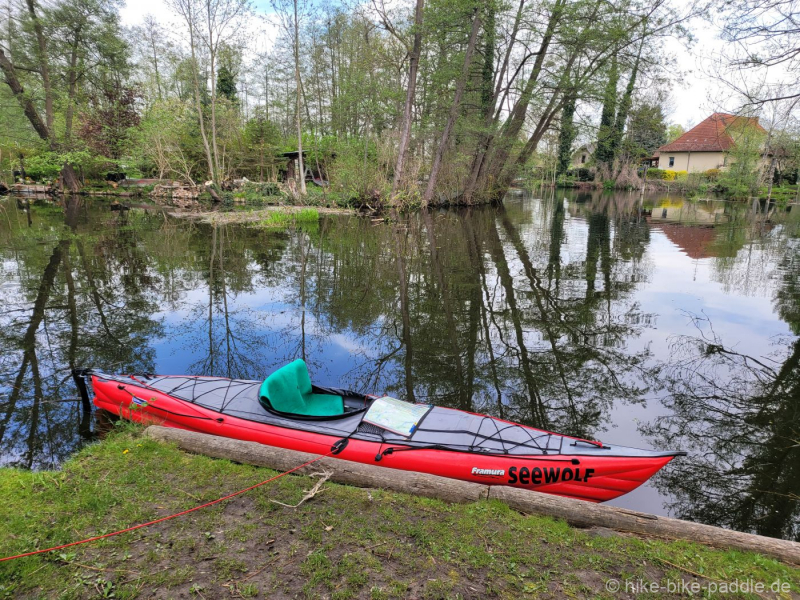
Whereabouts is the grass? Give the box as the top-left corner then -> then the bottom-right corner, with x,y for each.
0,424 -> 797,599
257,208 -> 319,229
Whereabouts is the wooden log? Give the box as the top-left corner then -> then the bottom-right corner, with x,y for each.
144,426 -> 800,564
204,181 -> 222,203
144,426 -> 487,504
488,486 -> 800,565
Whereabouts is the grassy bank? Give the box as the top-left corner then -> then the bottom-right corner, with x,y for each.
170,205 -> 354,227
1,426 -> 797,599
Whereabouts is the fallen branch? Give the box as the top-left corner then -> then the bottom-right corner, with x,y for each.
270,471 -> 332,508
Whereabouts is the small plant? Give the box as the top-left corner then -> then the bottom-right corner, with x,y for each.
258,208 -> 319,229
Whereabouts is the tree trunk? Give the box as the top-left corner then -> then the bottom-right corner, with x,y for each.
151,35 -> 162,100
609,32 -> 646,175
24,0 -> 53,134
595,55 -> 618,169
391,0 -> 425,197
64,30 -> 82,144
479,1 -> 496,116
186,25 -> 215,183
0,48 -> 51,143
205,182 -> 223,203
423,9 -> 481,206
461,0 -> 525,203
472,0 -> 566,199
60,162 -> 81,193
556,92 -> 577,177
294,0 -> 307,196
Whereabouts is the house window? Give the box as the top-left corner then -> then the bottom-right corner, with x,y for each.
668,156 -> 675,167
581,154 -> 586,164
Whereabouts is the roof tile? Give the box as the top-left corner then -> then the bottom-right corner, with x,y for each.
658,113 -> 765,153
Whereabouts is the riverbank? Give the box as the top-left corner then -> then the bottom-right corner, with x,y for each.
169,205 -> 353,227
1,425 -> 797,599
550,177 -> 799,202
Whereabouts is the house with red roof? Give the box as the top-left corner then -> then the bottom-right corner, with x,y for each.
656,113 -> 766,172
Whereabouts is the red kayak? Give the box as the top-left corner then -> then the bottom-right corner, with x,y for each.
84,360 -> 683,503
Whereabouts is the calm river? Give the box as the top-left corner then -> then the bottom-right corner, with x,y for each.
1,190 -> 797,540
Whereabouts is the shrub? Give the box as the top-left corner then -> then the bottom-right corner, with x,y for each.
328,140 -> 389,204
224,181 -> 286,207
646,168 -> 668,180
556,174 -> 577,188
704,168 -> 721,181
674,170 -> 688,181
24,150 -> 104,182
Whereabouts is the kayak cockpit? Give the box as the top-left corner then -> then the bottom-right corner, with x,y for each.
258,359 -> 367,419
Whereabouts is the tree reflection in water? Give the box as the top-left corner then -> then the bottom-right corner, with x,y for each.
0,196 -> 162,468
0,192 -> 797,539
646,315 -> 799,541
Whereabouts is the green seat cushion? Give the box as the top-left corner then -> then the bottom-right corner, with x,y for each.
260,359 -> 344,417
307,393 -> 345,417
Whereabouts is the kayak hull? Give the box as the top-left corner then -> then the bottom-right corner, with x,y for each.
92,374 -> 679,503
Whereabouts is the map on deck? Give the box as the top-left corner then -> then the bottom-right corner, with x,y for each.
363,396 -> 432,437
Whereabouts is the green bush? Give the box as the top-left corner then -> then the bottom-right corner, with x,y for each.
23,150 -> 107,182
328,140 -> 389,204
646,168 -> 667,180
565,167 -> 594,182
224,181 -> 286,207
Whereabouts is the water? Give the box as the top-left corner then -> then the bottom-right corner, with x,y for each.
1,191 -> 797,540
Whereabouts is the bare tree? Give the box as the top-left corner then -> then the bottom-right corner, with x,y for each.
168,0 -> 249,183
717,0 -> 800,106
422,5 -> 481,206
273,0 -> 308,196
374,0 -> 425,198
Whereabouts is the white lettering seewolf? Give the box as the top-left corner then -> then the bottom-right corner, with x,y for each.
471,467 -> 505,477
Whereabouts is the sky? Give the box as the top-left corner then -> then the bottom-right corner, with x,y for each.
119,0 -> 732,131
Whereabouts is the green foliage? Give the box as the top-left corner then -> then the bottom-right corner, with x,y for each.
666,124 -> 685,143
131,99 -> 203,181
223,182 -> 286,207
645,169 -> 687,182
78,86 -> 141,160
564,167 -> 594,182
23,150 -> 106,181
594,57 -> 619,167
719,121 -> 768,198
556,94 -> 577,177
258,208 -> 319,229
626,103 -> 667,158
217,66 -> 238,103
328,139 -> 389,204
